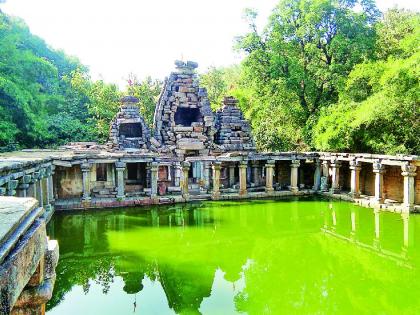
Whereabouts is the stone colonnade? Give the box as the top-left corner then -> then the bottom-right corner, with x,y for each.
0,164 -> 55,214
1,153 -> 417,213
319,155 -> 418,212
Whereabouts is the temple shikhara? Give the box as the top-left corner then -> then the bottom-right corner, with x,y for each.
0,60 -> 418,214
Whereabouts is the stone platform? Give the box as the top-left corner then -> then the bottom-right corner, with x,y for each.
0,198 -> 58,315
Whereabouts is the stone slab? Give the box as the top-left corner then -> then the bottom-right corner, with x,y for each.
0,198 -> 43,264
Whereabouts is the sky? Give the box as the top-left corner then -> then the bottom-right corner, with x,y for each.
1,0 -> 419,88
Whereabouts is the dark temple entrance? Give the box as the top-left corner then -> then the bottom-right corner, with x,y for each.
174,108 -> 201,126
119,123 -> 142,138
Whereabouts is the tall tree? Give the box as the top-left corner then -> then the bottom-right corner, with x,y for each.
236,0 -> 380,149
313,9 -> 420,154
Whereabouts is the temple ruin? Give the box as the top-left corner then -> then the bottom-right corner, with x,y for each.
0,60 -> 417,214
0,60 -> 418,311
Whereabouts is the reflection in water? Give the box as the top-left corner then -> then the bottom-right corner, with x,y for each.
46,197 -> 420,314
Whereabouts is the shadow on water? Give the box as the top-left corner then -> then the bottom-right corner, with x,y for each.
46,197 -> 420,314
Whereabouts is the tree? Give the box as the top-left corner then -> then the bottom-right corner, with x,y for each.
126,74 -> 162,127
236,0 -> 380,150
313,10 -> 420,154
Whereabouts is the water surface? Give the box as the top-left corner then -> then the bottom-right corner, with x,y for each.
46,197 -> 420,314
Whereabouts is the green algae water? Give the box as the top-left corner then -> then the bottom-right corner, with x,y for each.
46,197 -> 420,315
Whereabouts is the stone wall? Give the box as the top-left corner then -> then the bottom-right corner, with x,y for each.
55,165 -> 83,199
360,162 -> 375,196
300,162 -> 314,188
383,165 -> 404,202
339,161 -> 351,191
275,161 -> 291,189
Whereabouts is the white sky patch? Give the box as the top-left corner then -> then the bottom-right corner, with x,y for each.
1,0 -> 419,88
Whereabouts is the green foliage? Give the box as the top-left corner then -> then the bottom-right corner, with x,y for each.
200,65 -> 241,110
313,9 -> 420,154
126,74 -> 162,127
0,12 -> 93,149
234,0 -> 380,151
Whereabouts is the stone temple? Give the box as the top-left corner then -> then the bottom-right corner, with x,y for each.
0,60 -> 419,312
0,60 -> 418,214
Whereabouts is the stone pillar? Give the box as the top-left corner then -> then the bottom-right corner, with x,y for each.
6,179 -> 18,196
290,160 -> 300,193
34,171 -> 43,207
203,162 -> 211,190
401,163 -> 417,212
212,162 -> 221,200
239,161 -> 248,196
115,161 -> 126,199
313,159 -> 321,191
81,163 -> 91,201
29,173 -> 38,200
265,160 -> 275,194
150,162 -> 159,198
373,161 -> 385,204
44,166 -> 53,211
349,160 -> 361,198
47,165 -> 55,204
330,159 -> 341,194
174,162 -> 182,187
17,175 -> 31,197
251,161 -> 260,186
229,164 -> 236,188
320,160 -> 330,191
181,161 -> 190,200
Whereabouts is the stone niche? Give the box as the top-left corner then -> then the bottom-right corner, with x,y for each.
215,96 -> 256,152
109,96 -> 151,151
153,60 -> 215,156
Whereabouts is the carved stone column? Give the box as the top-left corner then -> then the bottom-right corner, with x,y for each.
239,161 -> 248,196
29,173 -> 38,200
150,162 -> 159,198
115,161 -> 126,199
6,179 -> 18,196
265,160 -> 275,193
349,160 -> 362,198
44,166 -> 53,211
17,175 -> 32,198
47,165 -> 55,204
81,163 -> 91,201
373,161 -> 385,204
290,160 -> 300,193
320,160 -> 330,191
330,159 -> 341,194
251,161 -> 260,186
313,159 -> 321,191
401,163 -> 417,212
228,164 -> 236,188
174,162 -> 181,187
203,161 -> 211,190
181,161 -> 190,200
212,162 -> 221,200
34,171 -> 43,207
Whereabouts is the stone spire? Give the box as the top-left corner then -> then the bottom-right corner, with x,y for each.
214,96 -> 256,152
152,60 -> 214,157
108,96 -> 151,151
